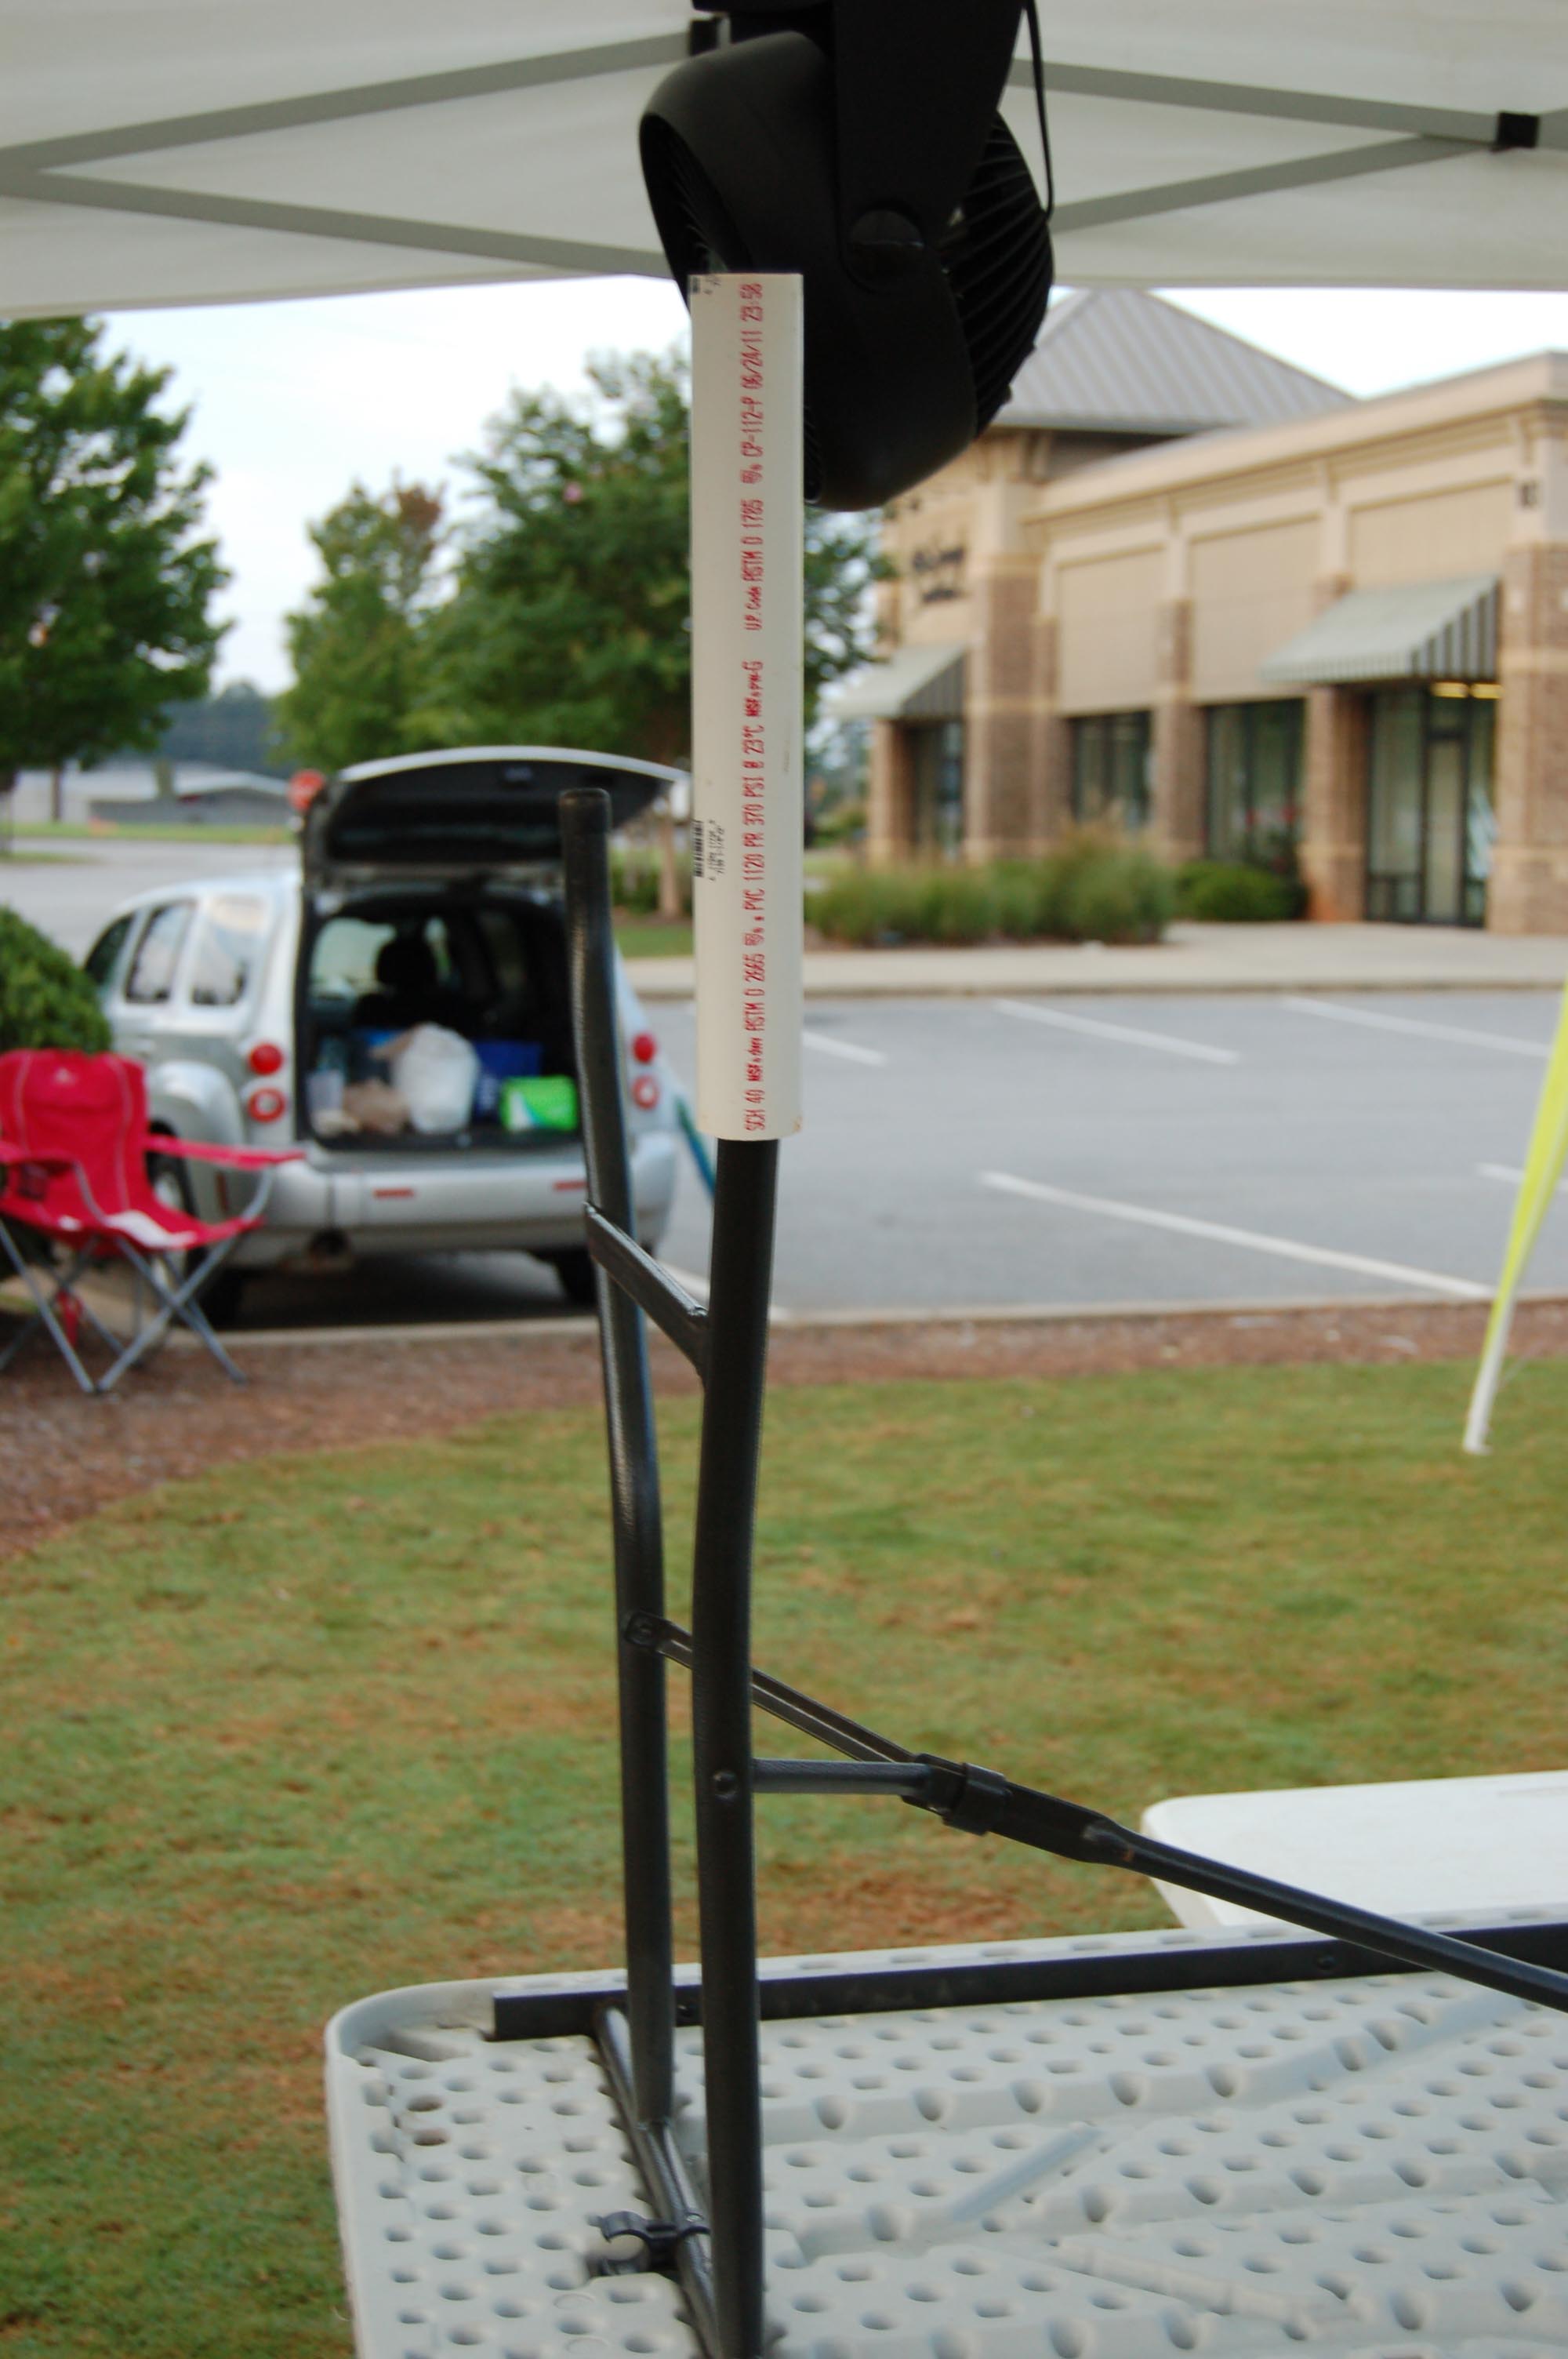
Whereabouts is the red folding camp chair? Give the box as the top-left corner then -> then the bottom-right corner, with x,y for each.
0,1049 -> 301,1394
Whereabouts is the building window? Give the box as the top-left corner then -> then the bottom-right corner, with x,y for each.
1206,700 -> 1304,867
1071,711 -> 1151,833
910,721 -> 967,860
1366,685 -> 1496,927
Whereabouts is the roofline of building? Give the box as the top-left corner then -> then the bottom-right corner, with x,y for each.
1026,349 -> 1568,521
995,409 -> 1327,438
1145,293 -> 1349,403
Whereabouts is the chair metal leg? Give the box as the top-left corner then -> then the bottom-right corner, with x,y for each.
0,1227 -> 102,1394
96,1237 -> 247,1391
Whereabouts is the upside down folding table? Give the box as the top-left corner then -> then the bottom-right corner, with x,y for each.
326,276 -> 1568,2359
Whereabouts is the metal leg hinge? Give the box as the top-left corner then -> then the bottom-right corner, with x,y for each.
622,1610 -> 677,1654
593,2210 -> 710,2277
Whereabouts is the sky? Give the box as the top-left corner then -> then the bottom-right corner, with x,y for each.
103,280 -> 1568,693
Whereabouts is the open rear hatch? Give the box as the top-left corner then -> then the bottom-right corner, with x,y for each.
303,745 -> 681,888
296,747 -> 682,1158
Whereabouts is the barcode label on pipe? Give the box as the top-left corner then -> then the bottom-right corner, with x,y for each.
690,273 -> 804,1141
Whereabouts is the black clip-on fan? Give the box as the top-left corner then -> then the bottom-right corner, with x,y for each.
641,0 -> 1054,509
552,15 -> 1568,2359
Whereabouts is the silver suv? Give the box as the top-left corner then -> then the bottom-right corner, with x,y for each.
83,747 -> 683,1316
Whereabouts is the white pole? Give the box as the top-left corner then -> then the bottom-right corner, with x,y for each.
1462,1304 -> 1513,1456
1461,973 -> 1568,1452
689,274 -> 804,1143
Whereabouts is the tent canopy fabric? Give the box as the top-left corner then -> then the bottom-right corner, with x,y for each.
826,644 -> 967,725
5,2 -> 1568,319
1260,575 -> 1500,686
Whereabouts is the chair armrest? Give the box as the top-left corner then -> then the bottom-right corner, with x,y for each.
0,1140 -> 74,1170
151,1138 -> 307,1172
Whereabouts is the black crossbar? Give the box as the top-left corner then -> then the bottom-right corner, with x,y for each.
752,1757 -> 934,1797
637,1614 -> 1568,2022
585,1204 -> 708,1374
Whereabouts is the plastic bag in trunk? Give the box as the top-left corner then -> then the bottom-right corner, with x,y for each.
384,1025 -> 480,1134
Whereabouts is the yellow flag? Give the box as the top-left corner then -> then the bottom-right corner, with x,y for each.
1465,977 -> 1568,1452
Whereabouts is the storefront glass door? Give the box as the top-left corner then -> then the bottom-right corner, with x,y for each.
910,721 -> 966,859
1366,688 -> 1495,925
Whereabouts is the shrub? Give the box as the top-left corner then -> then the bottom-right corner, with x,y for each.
810,866 -> 1000,947
1176,860 -> 1305,922
0,908 -> 111,1054
991,860 -> 1047,940
909,867 -> 999,945
811,842 -> 1175,947
1051,842 -> 1175,944
809,868 -> 891,944
812,798 -> 866,847
609,845 -> 692,918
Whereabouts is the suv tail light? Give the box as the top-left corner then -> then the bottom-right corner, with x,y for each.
248,1041 -> 286,1076
630,1030 -> 658,1064
246,1086 -> 289,1123
630,1073 -> 661,1111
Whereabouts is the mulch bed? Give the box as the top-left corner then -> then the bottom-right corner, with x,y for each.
3,1293 -> 1565,1564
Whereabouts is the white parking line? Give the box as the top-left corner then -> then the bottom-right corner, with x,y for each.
804,1028 -> 887,1067
1477,1161 -> 1566,1193
994,998 -> 1239,1066
979,1169 -> 1489,1300
1286,997 -> 1550,1057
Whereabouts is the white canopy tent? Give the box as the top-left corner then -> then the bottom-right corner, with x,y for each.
4,1 -> 1568,319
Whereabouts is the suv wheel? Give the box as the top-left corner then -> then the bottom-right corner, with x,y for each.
539,1247 -> 597,1307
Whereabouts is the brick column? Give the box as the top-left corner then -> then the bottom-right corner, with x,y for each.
1149,598 -> 1203,862
1300,687 -> 1367,920
963,562 -> 1038,863
1489,543 -> 1568,933
1297,572 -> 1365,921
1029,614 -> 1073,851
866,719 -> 916,867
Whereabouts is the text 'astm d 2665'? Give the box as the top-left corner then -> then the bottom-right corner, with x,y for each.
690,273 -> 804,1143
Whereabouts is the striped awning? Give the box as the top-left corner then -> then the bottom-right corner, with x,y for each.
825,642 -> 967,724
1260,574 -> 1498,686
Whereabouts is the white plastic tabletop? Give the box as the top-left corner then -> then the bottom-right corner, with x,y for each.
1142,1768 -> 1568,1932
327,1919 -> 1568,2359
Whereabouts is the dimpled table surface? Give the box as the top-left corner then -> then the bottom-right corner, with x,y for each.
326,1922 -> 1568,2359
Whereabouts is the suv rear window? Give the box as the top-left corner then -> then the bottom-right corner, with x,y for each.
84,914 -> 134,991
124,902 -> 194,1004
188,894 -> 268,1006
310,914 -> 459,1009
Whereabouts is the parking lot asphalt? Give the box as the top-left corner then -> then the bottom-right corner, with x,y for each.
193,987 -> 1566,1331
654,990 -> 1568,1316
2,835 -> 296,956
3,842 -> 1563,1331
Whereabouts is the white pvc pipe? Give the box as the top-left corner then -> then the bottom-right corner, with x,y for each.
689,273 -> 804,1143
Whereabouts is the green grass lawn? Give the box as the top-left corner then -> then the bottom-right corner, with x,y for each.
5,1359 -> 1568,2354
614,915 -> 695,958
10,819 -> 292,846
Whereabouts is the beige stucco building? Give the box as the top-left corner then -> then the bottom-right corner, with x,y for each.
840,290 -> 1568,931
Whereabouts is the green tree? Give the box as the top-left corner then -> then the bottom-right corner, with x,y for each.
426,351 -> 881,764
0,318 -> 227,798
277,480 -> 444,771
